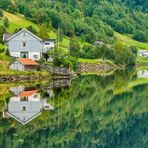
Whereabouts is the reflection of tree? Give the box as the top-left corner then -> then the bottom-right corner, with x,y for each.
114,68 -> 137,94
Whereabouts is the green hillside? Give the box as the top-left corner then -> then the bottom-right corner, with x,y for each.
115,32 -> 148,50
0,0 -> 147,67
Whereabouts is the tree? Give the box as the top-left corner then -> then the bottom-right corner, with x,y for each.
69,39 -> 81,58
8,1 -> 18,13
114,40 -> 136,66
38,24 -> 50,40
3,17 -> 9,28
0,9 -> 4,17
47,48 -> 77,70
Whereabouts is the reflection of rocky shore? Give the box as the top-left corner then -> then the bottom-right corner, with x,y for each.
42,79 -> 71,90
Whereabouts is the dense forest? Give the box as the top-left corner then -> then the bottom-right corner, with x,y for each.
0,0 -> 147,42
0,0 -> 147,66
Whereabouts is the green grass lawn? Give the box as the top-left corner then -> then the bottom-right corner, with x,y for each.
78,58 -> 99,63
78,58 -> 114,64
115,32 -> 148,50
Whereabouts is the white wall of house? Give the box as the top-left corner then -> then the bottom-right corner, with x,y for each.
8,96 -> 42,123
43,41 -> 55,53
28,52 -> 41,61
10,61 -> 24,71
10,52 -> 41,61
10,52 -> 20,58
7,30 -> 43,61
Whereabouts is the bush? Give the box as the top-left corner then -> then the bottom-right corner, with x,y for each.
0,48 -> 5,53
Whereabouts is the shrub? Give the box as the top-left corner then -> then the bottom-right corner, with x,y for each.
5,48 -> 10,56
0,48 -> 5,53
4,17 -> 9,28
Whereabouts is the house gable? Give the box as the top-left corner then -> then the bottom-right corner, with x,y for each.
7,29 -> 43,55
6,29 -> 42,42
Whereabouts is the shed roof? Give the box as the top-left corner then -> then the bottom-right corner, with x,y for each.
43,39 -> 56,42
17,58 -> 38,66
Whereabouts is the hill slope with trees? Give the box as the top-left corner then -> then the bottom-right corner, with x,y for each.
0,0 -> 147,68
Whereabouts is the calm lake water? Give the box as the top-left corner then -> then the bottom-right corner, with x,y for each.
0,68 -> 148,148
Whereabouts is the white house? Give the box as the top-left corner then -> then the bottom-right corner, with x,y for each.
3,29 -> 55,61
3,88 -> 54,125
137,50 -> 148,57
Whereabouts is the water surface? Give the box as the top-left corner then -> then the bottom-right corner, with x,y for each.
0,68 -> 148,148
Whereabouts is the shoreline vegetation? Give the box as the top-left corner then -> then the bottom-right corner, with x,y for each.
0,55 -> 148,82
0,58 -> 123,82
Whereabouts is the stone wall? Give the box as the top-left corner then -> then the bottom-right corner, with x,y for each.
41,64 -> 75,76
78,62 -> 119,74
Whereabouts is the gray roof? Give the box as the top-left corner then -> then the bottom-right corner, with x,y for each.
3,33 -> 14,41
43,39 -> 56,42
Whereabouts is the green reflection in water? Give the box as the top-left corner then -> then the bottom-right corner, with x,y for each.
0,68 -> 148,148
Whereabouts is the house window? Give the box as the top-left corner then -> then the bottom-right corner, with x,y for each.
21,52 -> 28,58
45,42 -> 50,45
21,96 -> 28,101
22,106 -> 26,111
34,55 -> 38,59
34,94 -> 38,98
22,42 -> 26,47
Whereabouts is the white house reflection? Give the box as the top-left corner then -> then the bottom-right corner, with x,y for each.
3,86 -> 54,125
138,69 -> 148,78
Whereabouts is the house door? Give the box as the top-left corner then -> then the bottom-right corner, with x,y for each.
20,52 -> 28,58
